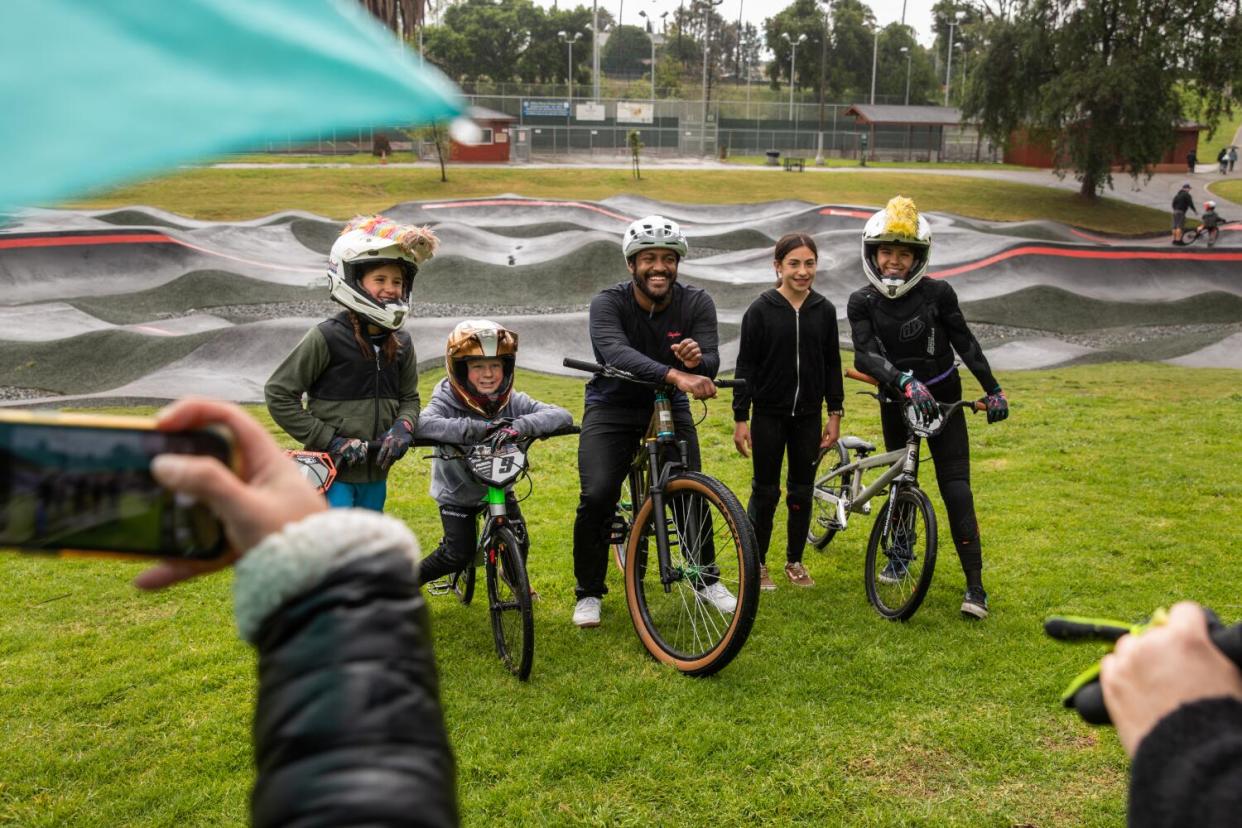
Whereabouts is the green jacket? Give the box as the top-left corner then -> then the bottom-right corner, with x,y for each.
265,312 -> 420,484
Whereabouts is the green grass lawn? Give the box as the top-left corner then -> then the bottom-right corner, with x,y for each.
3,362 -> 1240,826
1196,107 -> 1242,161
1208,178 -> 1242,204
65,167 -> 1171,234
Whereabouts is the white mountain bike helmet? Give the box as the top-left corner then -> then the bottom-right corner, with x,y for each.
328,215 -> 439,330
622,215 -> 689,261
1205,200 -> 1217,210
861,196 -> 932,300
445,319 -> 519,418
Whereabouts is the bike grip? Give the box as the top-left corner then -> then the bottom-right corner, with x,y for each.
541,425 -> 582,439
563,357 -> 603,374
1071,681 -> 1113,725
1044,616 -> 1134,643
972,400 -> 988,413
714,378 -> 746,389
845,368 -> 878,386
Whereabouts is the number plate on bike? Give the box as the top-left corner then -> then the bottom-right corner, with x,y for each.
469,445 -> 527,487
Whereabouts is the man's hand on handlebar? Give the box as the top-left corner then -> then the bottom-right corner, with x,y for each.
670,338 -> 703,369
666,367 -> 717,400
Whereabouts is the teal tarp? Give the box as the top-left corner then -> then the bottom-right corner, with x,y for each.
0,0 -> 463,209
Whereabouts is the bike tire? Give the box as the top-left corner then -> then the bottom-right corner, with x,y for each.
864,486 -> 937,621
809,443 -> 851,550
1183,228 -> 1200,244
624,472 -> 759,676
486,526 -> 534,680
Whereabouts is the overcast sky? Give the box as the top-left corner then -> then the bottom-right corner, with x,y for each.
528,0 -> 941,47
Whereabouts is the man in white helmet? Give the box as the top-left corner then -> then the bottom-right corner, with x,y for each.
847,196 -> 1008,620
265,215 -> 436,511
569,215 -> 724,628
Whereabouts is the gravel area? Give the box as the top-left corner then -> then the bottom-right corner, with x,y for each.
972,321 -> 1242,349
0,386 -> 57,401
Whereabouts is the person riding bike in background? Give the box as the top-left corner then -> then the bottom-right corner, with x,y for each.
569,215 -> 725,628
265,215 -> 434,510
415,320 -> 572,590
732,232 -> 844,590
846,196 -> 1009,620
1200,200 -> 1226,247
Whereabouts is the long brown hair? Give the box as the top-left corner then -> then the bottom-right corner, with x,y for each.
348,312 -> 400,365
773,233 -> 819,287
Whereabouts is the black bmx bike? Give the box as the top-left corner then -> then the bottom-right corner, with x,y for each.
564,357 -> 759,677
418,427 -> 578,680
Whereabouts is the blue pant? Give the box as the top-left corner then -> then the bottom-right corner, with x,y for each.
326,480 -> 387,512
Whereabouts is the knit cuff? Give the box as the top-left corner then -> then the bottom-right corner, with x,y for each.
232,509 -> 421,643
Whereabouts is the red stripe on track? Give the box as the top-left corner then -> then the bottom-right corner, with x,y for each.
931,245 -> 1242,278
423,198 -> 633,222
0,233 -> 175,250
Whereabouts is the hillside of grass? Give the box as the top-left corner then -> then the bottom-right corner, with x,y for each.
3,362 -> 1241,826
64,167 -> 1172,234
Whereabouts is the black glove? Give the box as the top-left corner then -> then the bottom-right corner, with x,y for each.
327,436 -> 367,469
985,388 -> 1009,424
899,373 -> 937,424
487,422 -> 521,450
376,419 -> 414,470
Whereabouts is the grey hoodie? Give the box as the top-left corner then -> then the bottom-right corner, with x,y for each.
417,377 -> 574,507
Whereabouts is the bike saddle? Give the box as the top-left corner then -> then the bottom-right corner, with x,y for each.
840,436 -> 876,453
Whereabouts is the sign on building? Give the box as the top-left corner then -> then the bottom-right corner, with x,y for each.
522,100 -> 570,118
575,102 -> 606,122
616,101 -> 654,124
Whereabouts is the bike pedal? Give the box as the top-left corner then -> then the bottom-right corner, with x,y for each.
607,514 -> 630,545
426,579 -> 452,596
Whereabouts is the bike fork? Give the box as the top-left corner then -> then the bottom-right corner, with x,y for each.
646,440 -> 677,589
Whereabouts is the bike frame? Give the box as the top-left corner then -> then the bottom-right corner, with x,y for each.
641,389 -> 691,588
812,440 -> 920,533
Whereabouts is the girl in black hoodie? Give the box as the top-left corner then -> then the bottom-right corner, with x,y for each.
732,233 -> 844,590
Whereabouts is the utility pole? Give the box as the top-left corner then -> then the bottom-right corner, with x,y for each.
592,0 -> 600,102
869,28 -> 878,105
944,11 -> 964,106
702,0 -> 725,154
816,2 -> 830,165
735,0 -> 743,79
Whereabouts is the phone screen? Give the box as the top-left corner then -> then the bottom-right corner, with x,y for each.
0,422 -> 230,559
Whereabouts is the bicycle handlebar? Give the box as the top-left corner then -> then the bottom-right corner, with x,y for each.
844,368 -> 986,413
411,424 -> 580,451
1046,610 -> 1242,725
562,357 -> 744,389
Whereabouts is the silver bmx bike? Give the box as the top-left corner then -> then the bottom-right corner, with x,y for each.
808,368 -> 985,621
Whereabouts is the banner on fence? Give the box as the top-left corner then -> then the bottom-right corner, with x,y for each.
522,99 -> 570,118
616,101 -> 653,124
575,102 -> 605,121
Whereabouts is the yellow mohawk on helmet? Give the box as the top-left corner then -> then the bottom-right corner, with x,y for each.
882,196 -> 921,240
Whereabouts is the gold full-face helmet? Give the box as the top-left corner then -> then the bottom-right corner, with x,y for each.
445,319 -> 519,418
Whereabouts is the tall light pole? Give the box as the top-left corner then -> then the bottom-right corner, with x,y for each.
702,0 -> 724,154
781,32 -> 807,121
591,0 -> 601,101
869,28 -> 879,105
944,10 -> 965,106
900,45 -> 911,106
816,2 -> 830,165
638,10 -> 666,102
559,31 -> 582,104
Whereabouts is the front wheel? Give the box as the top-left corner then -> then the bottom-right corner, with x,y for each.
1183,227 -> 1200,245
864,486 -> 937,621
625,472 -> 759,676
486,526 -> 534,680
809,443 -> 851,550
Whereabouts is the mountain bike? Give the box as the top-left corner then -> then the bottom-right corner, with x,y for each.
1182,223 -> 1223,247
563,357 -> 759,677
416,426 -> 578,680
808,368 -> 985,621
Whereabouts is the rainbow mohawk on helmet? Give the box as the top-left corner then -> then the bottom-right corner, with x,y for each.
881,196 -> 921,240
342,214 -> 440,264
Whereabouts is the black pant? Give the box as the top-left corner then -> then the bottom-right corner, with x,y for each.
746,410 -> 821,565
572,404 -> 700,599
418,498 -> 526,586
878,377 -> 983,580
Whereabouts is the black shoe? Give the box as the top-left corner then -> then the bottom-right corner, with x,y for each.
961,587 -> 989,620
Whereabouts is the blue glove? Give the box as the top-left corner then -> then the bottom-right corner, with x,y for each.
327,436 -> 368,469
899,373 -> 938,424
985,388 -> 1009,424
376,419 -> 413,470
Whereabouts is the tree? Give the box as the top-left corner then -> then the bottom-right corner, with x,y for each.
602,25 -> 653,76
357,0 -> 426,39
764,0 -> 825,93
424,0 -> 542,82
962,0 -> 1242,199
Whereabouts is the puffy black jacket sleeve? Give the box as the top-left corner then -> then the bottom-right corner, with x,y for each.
1128,697 -> 1242,828
249,551 -> 458,828
937,282 -> 999,393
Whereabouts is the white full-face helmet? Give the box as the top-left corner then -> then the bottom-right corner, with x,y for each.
622,214 -> 689,262
328,215 -> 439,330
861,196 -> 933,300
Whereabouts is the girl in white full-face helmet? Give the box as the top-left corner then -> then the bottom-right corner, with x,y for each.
265,215 -> 437,511
847,196 -> 1009,621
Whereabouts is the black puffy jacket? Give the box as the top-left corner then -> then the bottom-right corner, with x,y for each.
249,552 -> 458,828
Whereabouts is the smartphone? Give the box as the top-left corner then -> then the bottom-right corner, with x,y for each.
0,410 -> 236,560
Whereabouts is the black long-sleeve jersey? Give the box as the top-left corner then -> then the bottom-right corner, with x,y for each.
847,279 -> 999,394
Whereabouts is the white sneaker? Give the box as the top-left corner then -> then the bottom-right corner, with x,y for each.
572,597 -> 601,628
695,581 -> 737,614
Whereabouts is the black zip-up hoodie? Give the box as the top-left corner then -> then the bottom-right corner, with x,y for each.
732,288 -> 844,422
